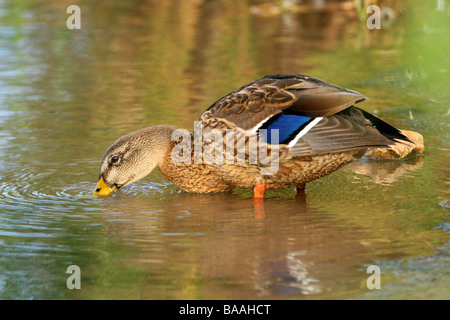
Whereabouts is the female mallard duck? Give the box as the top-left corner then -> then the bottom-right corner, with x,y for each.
92,74 -> 410,198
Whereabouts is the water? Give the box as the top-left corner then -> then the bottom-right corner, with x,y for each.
0,0 -> 449,299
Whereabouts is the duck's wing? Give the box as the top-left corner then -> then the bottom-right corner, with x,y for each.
288,107 -> 412,157
203,74 -> 366,131
202,74 -> 410,157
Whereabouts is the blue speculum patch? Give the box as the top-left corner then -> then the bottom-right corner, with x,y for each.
259,113 -> 312,144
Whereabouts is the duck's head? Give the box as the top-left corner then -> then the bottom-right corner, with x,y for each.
92,125 -> 175,196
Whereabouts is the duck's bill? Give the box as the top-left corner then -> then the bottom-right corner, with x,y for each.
92,177 -> 116,196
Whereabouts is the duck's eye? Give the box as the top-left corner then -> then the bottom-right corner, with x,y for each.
110,156 -> 120,164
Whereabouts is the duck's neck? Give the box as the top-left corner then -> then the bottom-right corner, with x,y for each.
145,125 -> 177,167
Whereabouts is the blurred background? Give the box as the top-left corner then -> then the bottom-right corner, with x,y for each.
0,0 -> 448,299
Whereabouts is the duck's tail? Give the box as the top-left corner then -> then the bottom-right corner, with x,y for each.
355,107 -> 413,145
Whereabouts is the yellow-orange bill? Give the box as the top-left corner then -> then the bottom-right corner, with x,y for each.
92,177 -> 116,196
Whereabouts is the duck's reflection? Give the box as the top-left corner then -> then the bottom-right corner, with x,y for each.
94,190 -> 376,298
347,155 -> 424,185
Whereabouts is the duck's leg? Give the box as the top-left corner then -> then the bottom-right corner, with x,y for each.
296,185 -> 305,194
253,183 -> 267,199
295,185 -> 306,201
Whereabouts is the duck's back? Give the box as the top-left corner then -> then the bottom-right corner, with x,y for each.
201,74 -> 410,158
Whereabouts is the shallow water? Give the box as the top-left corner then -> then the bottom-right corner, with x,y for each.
0,0 -> 449,299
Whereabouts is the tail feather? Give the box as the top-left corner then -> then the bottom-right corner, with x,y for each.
355,107 -> 412,145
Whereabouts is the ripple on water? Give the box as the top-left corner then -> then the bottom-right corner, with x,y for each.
0,164 -> 103,242
0,167 -> 173,220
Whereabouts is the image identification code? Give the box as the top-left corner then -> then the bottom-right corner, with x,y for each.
179,304 -> 271,317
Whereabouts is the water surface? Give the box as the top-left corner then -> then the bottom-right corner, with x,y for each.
0,0 -> 449,299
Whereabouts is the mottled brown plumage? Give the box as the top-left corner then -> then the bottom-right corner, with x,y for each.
92,74 -> 411,198
205,74 -> 366,129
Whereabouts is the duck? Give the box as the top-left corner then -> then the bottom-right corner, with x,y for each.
92,74 -> 411,199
